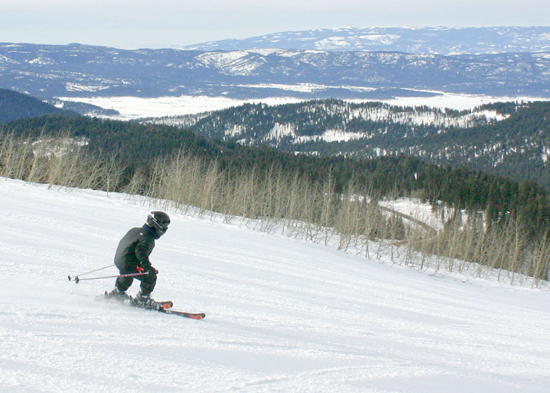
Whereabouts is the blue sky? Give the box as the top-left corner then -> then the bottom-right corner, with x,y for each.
1,0 -> 548,49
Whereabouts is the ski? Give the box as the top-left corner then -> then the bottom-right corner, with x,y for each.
149,300 -> 173,309
102,291 -> 203,319
131,299 -> 205,319
102,291 -> 173,308
128,296 -> 174,309
158,308 -> 205,319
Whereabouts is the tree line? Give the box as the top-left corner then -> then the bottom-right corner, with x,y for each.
3,114 -> 550,239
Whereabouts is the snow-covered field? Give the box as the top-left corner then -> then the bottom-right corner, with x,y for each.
58,95 -> 305,120
2,178 -> 550,393
58,93 -> 550,120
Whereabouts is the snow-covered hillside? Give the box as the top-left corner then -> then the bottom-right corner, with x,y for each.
2,178 -> 550,393
147,100 -> 510,147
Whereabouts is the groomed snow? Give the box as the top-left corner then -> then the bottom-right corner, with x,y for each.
1,178 -> 550,392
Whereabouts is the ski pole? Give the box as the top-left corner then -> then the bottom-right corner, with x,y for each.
68,264 -> 114,282
69,272 -> 149,284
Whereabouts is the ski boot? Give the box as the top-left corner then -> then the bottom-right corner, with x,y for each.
105,287 -> 131,302
133,291 -> 162,310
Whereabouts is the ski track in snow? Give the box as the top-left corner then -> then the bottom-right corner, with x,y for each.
1,178 -> 550,392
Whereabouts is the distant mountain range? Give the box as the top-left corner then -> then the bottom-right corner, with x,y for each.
1,26 -> 550,100
180,26 -> 550,55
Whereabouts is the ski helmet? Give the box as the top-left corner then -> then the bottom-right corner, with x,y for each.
146,211 -> 170,236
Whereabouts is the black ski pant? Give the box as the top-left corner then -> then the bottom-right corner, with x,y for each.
114,260 -> 156,296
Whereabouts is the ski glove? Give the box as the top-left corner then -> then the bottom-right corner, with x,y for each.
136,265 -> 157,278
148,267 -> 158,278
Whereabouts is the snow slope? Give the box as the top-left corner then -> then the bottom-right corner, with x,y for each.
1,178 -> 550,393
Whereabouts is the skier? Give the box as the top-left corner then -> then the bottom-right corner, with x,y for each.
106,211 -> 170,308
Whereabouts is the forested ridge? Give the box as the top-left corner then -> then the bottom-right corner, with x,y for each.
145,99 -> 550,187
0,88 -> 77,124
4,114 -> 550,238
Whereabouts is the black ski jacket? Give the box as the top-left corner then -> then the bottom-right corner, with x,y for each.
114,225 -> 157,272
